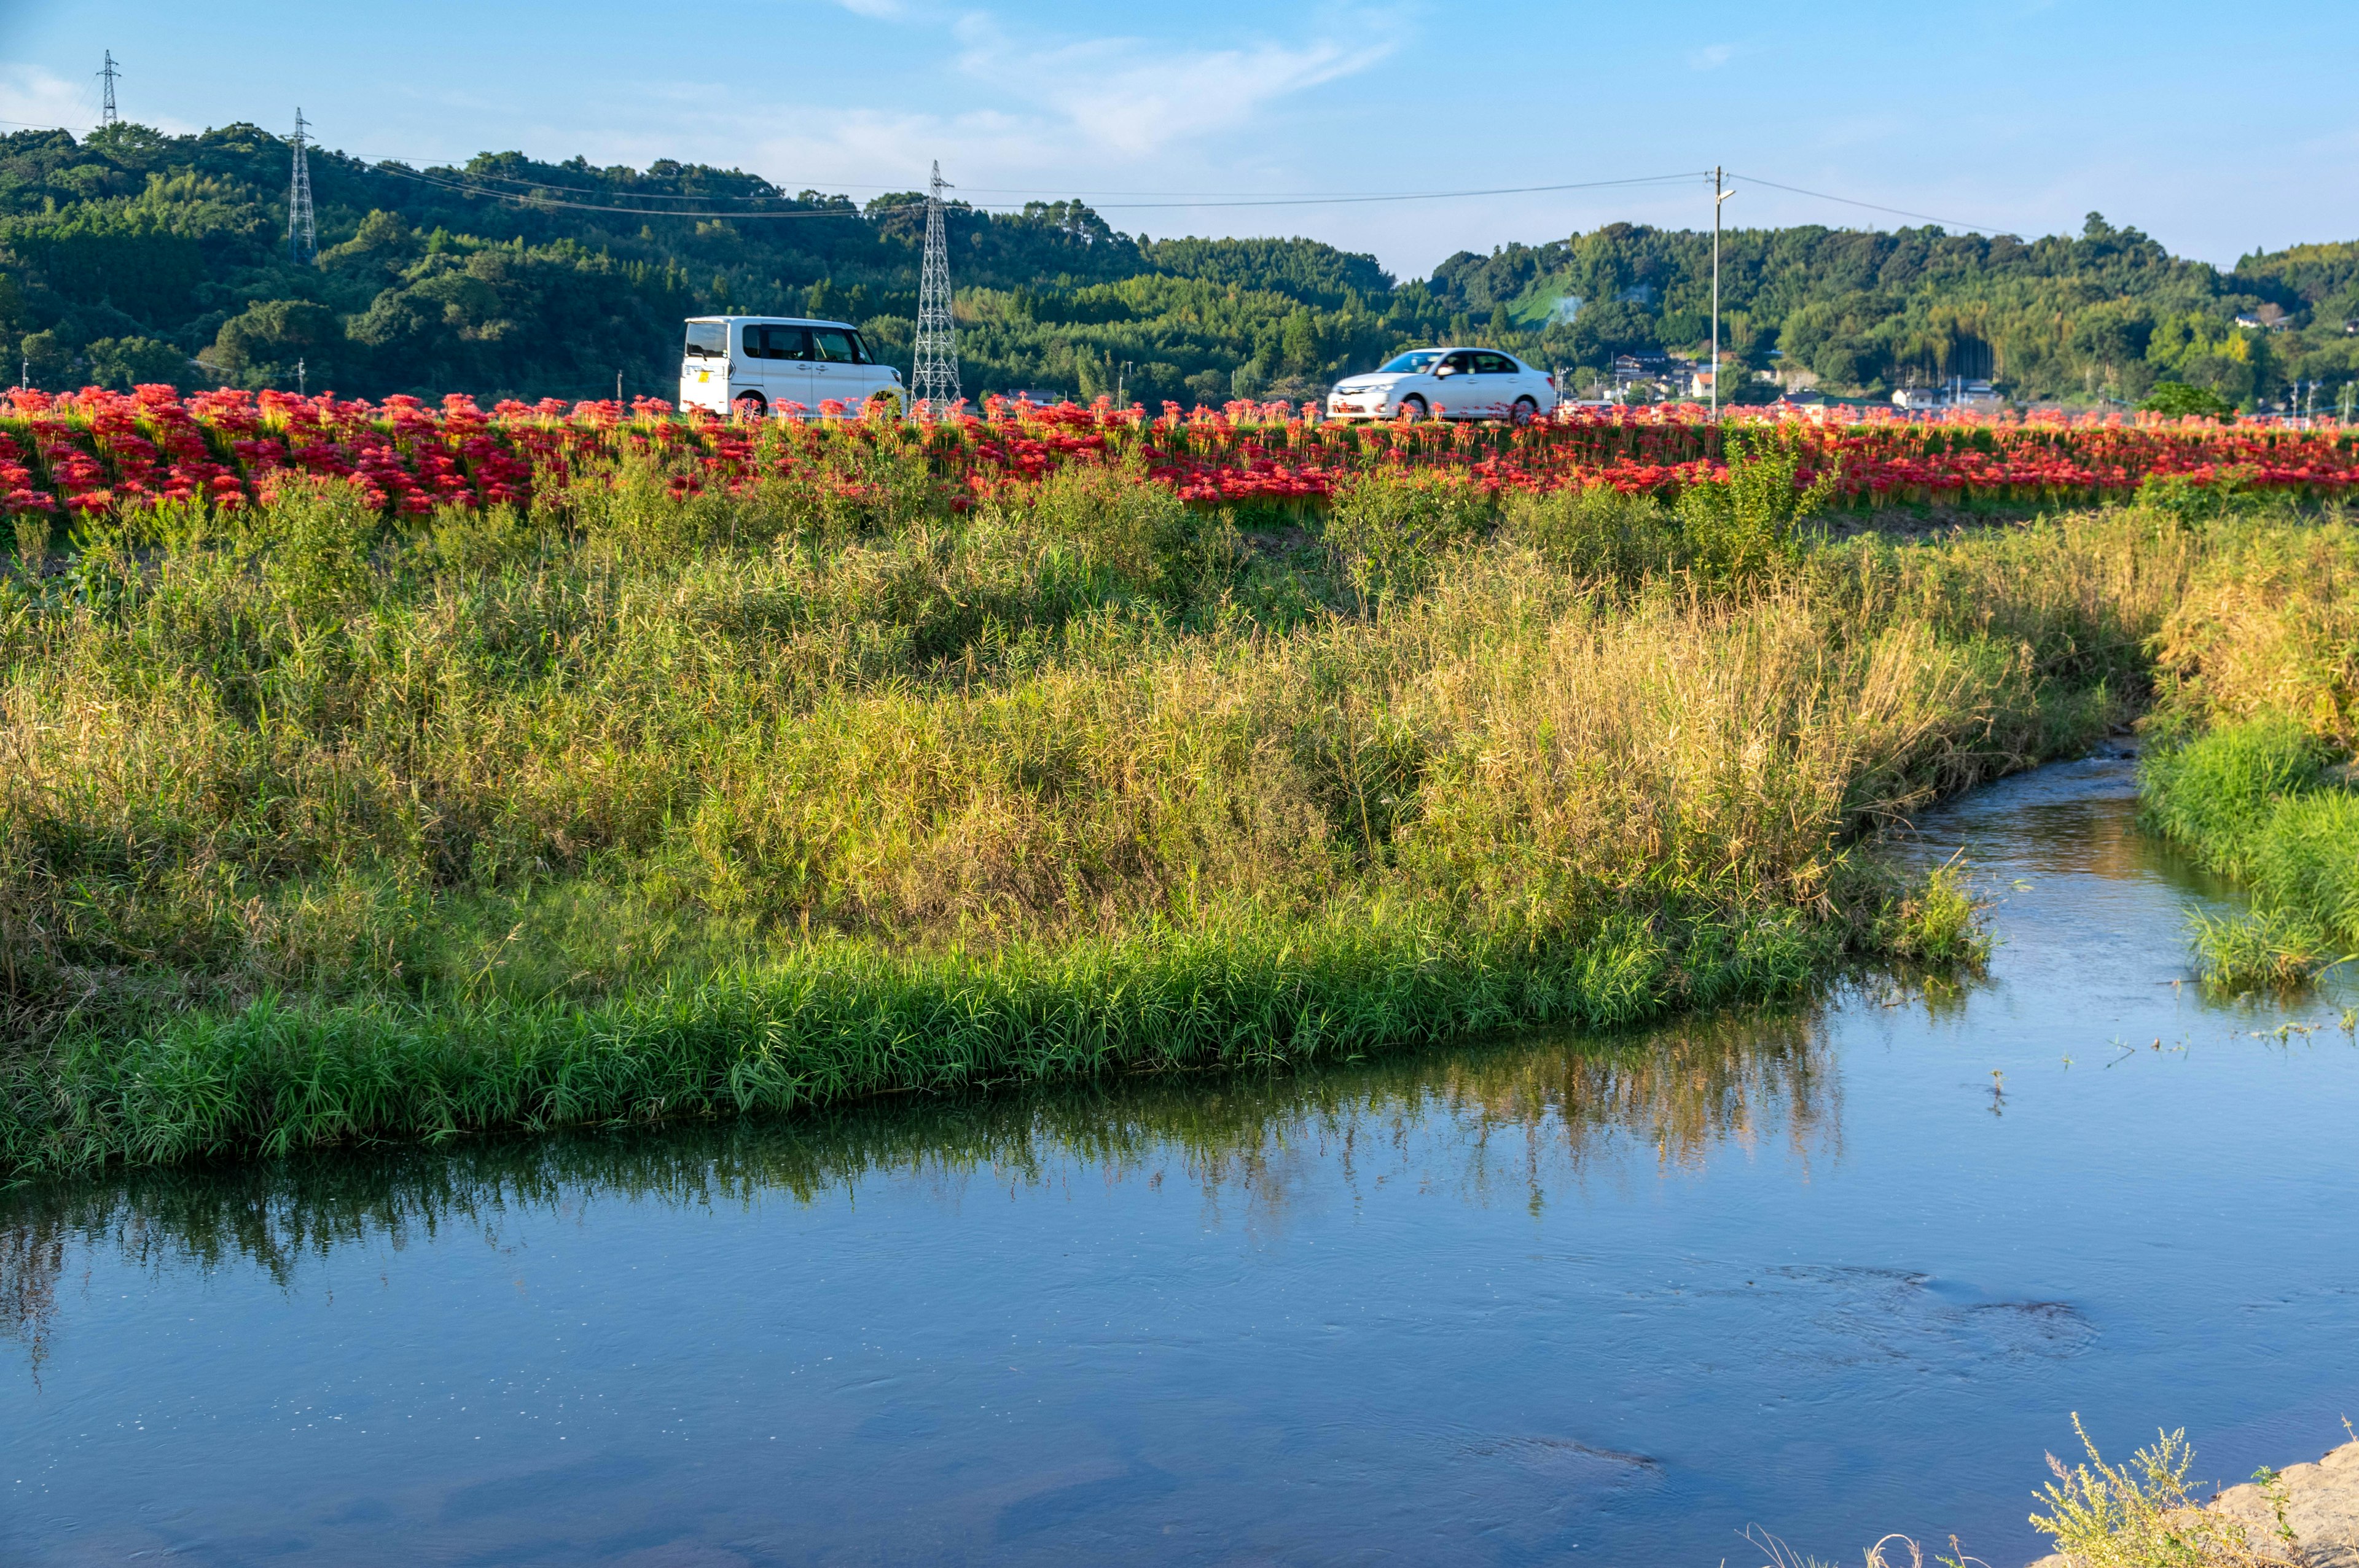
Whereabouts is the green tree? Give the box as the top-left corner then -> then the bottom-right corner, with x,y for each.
2138,380 -> 2234,420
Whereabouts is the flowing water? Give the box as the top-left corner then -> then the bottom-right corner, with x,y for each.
6,751 -> 2358,1566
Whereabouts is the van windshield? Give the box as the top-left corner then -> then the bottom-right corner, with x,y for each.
684,321 -> 728,359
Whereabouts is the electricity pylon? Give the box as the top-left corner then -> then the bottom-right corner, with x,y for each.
97,52 -> 120,128
909,161 -> 960,417
288,109 -> 316,265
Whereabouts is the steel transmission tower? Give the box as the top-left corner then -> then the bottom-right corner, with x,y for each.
909,161 -> 960,416
287,109 -> 317,265
97,51 -> 120,128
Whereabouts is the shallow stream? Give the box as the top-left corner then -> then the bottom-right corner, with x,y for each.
6,752 -> 2357,1565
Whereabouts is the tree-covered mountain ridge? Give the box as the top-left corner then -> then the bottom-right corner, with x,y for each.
6,120 -> 2355,410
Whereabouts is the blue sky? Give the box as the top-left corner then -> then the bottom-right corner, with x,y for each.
4,0 -> 2353,278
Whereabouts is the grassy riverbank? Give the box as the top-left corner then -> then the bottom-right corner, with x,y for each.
1,461 -> 2194,1174
2138,517 -> 2359,986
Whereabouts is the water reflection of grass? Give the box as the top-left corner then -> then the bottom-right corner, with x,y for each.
1,1005 -> 1842,1359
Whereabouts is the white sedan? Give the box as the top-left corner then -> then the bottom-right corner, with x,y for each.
1326,347 -> 1559,423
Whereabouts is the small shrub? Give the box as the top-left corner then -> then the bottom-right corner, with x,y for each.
12,512 -> 49,578
1324,470 -> 1495,612
1675,429 -> 1839,586
1882,857 -> 1991,967
2138,381 -> 2236,422
248,475 -> 381,615
1014,465 -> 1214,603
2136,472 -> 2249,527
1498,486 -> 1681,584
2029,1414 -> 2277,1567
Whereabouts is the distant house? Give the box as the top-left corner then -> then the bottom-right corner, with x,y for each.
2234,305 -> 2291,332
1688,362 -> 1748,399
1892,379 -> 2001,413
1613,352 -> 1697,390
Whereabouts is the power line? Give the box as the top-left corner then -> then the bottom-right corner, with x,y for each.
1080,173 -> 1709,210
1724,171 -> 2007,235
361,162 -> 1713,221
369,162 -> 892,219
0,109 -> 2030,241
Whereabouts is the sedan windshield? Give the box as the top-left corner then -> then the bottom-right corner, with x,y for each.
1378,351 -> 1443,374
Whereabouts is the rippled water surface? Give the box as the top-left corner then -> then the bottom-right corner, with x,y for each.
6,752 -> 2358,1566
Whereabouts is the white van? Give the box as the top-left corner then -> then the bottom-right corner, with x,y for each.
678,315 -> 904,416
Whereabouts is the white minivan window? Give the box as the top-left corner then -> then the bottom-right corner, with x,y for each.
748,325 -> 811,361
809,328 -> 871,365
684,321 -> 728,358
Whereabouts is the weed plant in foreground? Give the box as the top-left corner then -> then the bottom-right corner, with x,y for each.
0,458 -> 2197,1174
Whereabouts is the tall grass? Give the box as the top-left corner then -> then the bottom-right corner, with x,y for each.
0,455 -> 2201,1172
2140,512 -> 2359,986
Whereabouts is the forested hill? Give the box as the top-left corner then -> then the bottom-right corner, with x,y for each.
7,120 -> 2358,409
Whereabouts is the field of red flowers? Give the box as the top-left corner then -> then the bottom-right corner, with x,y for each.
6,384 -> 2358,526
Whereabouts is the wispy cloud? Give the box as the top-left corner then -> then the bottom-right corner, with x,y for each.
465,10 -> 1409,233
1688,42 -> 1735,71
0,61 -> 200,136
823,0 -> 905,18
0,63 -> 101,133
953,15 -> 1399,159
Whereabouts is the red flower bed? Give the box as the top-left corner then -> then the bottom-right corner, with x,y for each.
7,384 -> 2357,528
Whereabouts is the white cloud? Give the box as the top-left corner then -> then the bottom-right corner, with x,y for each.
1688,42 -> 1735,71
824,0 -> 905,17
953,15 -> 1398,160
0,63 -> 102,134
0,61 -> 200,137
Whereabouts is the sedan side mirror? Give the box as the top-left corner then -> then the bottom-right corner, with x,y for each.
1434,364 -> 1457,377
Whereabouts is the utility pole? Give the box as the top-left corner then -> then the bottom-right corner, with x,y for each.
97,51 -> 120,128
1710,167 -> 1732,421
909,160 -> 961,417
297,356 -> 307,397
617,369 -> 624,406
287,108 -> 317,265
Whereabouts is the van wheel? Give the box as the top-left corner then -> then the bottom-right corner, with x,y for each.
1512,396 -> 1539,426
733,390 -> 767,417
864,390 -> 904,420
1396,395 -> 1428,423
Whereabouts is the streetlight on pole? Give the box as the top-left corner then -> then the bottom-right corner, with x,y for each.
1710,166 -> 1734,423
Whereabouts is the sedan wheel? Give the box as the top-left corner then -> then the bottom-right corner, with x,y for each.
1512,396 -> 1539,427
1396,395 -> 1428,423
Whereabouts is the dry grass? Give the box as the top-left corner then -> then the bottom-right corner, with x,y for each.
0,467 -> 2202,1168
